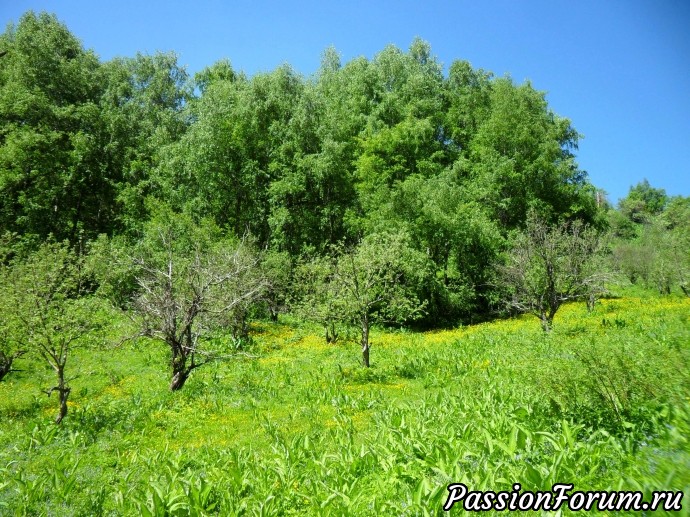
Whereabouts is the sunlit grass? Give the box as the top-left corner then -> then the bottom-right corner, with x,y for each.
0,287 -> 688,515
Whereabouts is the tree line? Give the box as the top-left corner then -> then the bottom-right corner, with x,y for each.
0,12 -> 687,423
0,12 -> 601,321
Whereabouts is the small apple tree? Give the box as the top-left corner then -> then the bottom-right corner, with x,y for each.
328,232 -> 428,367
6,241 -> 104,423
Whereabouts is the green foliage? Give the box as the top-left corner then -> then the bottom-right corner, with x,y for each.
1,290 -> 688,514
619,178 -> 668,223
0,12 -> 605,327
466,78 -> 596,228
0,13 -> 190,241
545,333 -> 688,433
0,11 -> 104,240
611,200 -> 690,296
100,51 -> 191,235
378,170 -> 504,322
662,197 -> 690,296
612,239 -> 655,285
260,250 -> 293,322
298,232 -> 429,366
85,233 -> 138,308
331,232 -> 429,328
607,205 -> 639,239
1,10 -> 688,514
2,240 -> 106,422
0,232 -> 27,381
291,254 -> 342,344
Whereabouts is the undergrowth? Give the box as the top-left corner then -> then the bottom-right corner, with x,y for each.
0,288 -> 688,515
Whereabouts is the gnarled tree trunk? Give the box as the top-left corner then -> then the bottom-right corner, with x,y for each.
170,367 -> 190,391
170,346 -> 190,391
169,340 -> 199,391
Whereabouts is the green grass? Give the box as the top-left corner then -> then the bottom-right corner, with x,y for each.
0,288 -> 689,515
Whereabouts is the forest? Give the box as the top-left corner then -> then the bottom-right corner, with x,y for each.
0,11 -> 689,516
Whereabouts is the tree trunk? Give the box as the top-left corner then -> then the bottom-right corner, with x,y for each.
170,367 -> 190,391
540,313 -> 553,333
55,386 -> 70,424
54,363 -> 71,424
0,351 -> 12,382
170,350 -> 191,391
361,315 -> 370,368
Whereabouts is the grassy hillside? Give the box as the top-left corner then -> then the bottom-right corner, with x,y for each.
1,288 -> 689,515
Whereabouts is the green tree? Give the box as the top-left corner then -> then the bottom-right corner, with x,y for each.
292,254 -> 342,344
611,239 -> 655,285
0,11 -> 106,241
157,64 -> 300,244
350,40 -> 452,234
619,179 -> 668,223
0,233 -> 25,381
444,60 -> 493,155
100,52 -> 191,234
5,240 -> 104,423
466,78 -> 597,228
611,199 -> 689,296
0,301 -> 25,382
645,216 -> 689,296
260,250 -> 292,322
268,81 -> 357,254
374,170 -> 503,323
328,232 -> 428,367
662,196 -> 690,296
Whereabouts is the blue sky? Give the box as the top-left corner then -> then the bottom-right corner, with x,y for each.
2,0 -> 688,203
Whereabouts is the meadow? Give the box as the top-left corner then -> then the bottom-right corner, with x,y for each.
0,287 -> 688,516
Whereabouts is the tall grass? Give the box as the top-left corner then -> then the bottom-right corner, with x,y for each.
0,288 -> 688,515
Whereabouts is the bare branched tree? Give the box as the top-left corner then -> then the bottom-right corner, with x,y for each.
498,216 -> 610,331
133,224 -> 267,391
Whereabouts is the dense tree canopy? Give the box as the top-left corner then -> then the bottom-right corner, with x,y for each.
0,11 -> 606,327
1,10 -> 687,437
0,12 -> 103,240
618,178 -> 668,223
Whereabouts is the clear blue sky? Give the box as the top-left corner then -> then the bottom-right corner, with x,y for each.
2,0 -> 689,203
